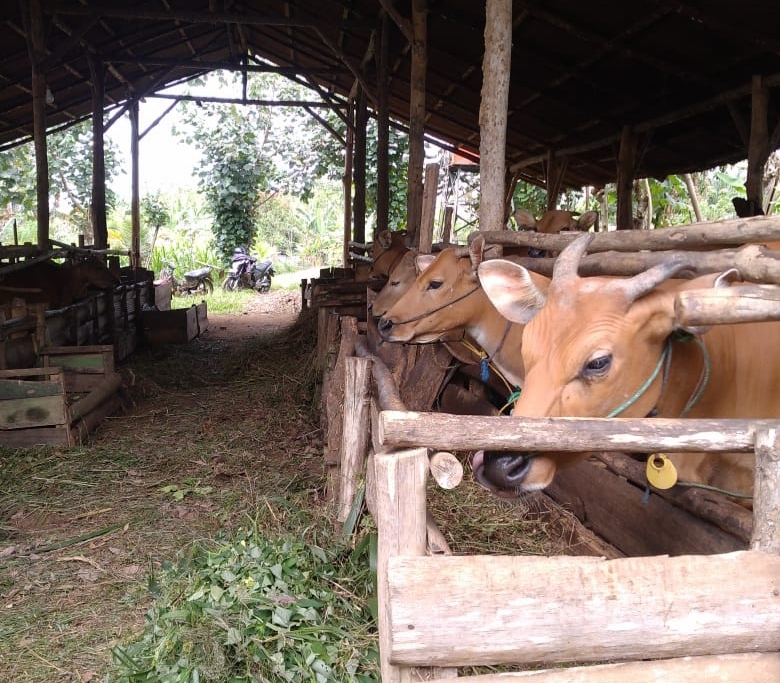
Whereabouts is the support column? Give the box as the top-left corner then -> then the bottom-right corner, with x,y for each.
746,75 -> 770,215
616,125 -> 638,230
375,13 -> 390,239
27,0 -> 50,249
353,86 -> 368,247
406,0 -> 427,247
88,54 -> 108,249
342,100 -> 354,268
479,0 -> 512,233
129,98 -> 141,268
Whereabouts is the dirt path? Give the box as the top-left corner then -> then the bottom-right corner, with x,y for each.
0,289 -> 324,682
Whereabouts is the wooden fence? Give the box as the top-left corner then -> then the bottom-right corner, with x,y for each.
368,407 -> 780,682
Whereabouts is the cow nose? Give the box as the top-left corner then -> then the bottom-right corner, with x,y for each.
480,451 -> 532,488
377,317 -> 393,335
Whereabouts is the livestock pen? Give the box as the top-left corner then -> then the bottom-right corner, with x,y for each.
315,216 -> 780,681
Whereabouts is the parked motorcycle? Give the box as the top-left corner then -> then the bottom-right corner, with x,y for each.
159,261 -> 215,296
222,248 -> 274,293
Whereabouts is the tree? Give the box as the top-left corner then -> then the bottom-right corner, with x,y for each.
0,119 -> 122,240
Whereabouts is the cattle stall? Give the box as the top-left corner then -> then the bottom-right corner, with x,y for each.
316,217 -> 780,681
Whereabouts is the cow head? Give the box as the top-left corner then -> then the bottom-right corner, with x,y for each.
514,208 -> 599,257
75,257 -> 120,290
376,236 -> 492,345
370,250 -> 419,318
370,230 -> 409,279
472,234 -> 724,495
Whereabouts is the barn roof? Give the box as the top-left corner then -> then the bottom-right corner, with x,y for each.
2,1 -> 779,190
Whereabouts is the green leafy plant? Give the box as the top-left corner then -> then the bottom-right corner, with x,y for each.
109,524 -> 379,682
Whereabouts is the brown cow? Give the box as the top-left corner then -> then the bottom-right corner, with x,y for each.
377,236 -> 549,390
369,230 -> 410,279
473,234 -> 780,504
514,208 -> 598,257
0,256 -> 119,309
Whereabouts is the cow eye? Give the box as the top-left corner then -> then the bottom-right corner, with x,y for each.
582,353 -> 612,378
426,280 -> 443,290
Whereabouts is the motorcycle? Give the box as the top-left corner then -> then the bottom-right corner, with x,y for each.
159,261 -> 215,296
222,248 -> 274,293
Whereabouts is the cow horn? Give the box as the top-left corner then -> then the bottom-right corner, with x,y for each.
552,233 -> 593,282
611,257 -> 691,303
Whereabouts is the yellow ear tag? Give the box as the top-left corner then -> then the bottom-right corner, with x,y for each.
646,453 -> 678,490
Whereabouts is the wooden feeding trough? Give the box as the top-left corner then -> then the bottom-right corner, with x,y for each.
141,301 -> 208,344
0,344 -> 123,447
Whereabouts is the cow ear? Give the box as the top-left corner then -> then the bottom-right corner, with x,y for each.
513,209 -> 536,230
478,259 -> 547,324
416,254 -> 436,273
469,235 -> 485,273
577,211 -> 598,231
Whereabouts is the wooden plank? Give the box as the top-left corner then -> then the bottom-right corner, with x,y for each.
428,652 -> 780,682
387,551 -> 780,667
0,367 -> 61,379
0,424 -> 70,447
0,394 -> 67,429
596,453 -> 752,542
377,412 -> 772,453
0,378 -> 62,400
544,459 -> 746,557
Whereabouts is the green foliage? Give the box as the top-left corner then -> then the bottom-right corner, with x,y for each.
365,126 -> 409,233
109,524 -> 379,682
142,192 -> 172,229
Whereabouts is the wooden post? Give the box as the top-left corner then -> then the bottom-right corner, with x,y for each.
545,150 -> 567,212
442,206 -> 453,244
746,75 -> 770,214
129,98 -> 141,268
418,163 -> 440,253
479,0 -> 512,233
337,357 -> 372,523
616,125 -> 638,230
353,87 -> 368,247
87,54 -> 108,250
27,0 -> 50,249
374,446 -> 445,682
343,100 -> 354,268
751,428 -> 780,553
375,12 -> 390,239
406,0 -> 427,248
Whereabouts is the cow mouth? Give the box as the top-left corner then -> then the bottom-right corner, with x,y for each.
471,450 -> 533,498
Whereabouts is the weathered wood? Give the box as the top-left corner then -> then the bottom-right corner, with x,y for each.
479,0 -> 512,233
374,447 -> 430,683
529,492 -> 624,559
67,372 -> 122,423
675,284 -> 780,325
545,458 -> 746,556
474,215 -> 780,253
388,551 -> 780,667
428,451 -> 463,489
596,453 -> 752,542
337,356 -> 372,523
503,244 -> 780,284
324,316 -> 359,469
405,0 -> 427,248
355,335 -> 405,411
426,653 -> 780,682
378,411 -> 771,453
419,163 -> 440,254
751,428 -> 780,553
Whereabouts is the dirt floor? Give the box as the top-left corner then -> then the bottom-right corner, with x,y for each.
0,289 -> 325,682
0,288 -> 569,682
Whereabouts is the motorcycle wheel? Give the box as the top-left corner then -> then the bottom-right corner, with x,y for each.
202,276 -> 215,295
257,277 -> 271,293
222,276 -> 239,292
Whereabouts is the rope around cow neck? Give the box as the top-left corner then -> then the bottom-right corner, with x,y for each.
388,284 -> 482,326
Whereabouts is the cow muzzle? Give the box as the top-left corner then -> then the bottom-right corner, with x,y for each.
377,317 -> 394,337
471,450 -> 533,496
